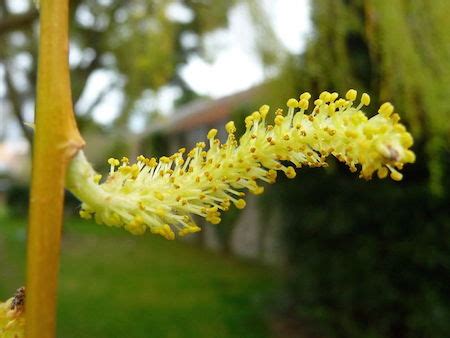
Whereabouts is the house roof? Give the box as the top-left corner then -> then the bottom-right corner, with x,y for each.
143,85 -> 263,135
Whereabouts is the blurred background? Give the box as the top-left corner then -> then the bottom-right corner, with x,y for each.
1,0 -> 449,337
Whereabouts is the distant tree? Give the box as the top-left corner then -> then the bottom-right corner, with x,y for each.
1,0 -> 278,141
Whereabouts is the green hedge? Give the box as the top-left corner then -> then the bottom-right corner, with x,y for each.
6,184 -> 81,217
270,152 -> 450,338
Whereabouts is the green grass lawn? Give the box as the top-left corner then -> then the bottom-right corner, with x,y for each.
0,214 -> 277,338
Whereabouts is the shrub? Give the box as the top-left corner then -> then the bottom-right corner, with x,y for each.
271,155 -> 450,338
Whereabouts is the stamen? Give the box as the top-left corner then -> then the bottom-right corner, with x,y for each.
67,90 -> 415,240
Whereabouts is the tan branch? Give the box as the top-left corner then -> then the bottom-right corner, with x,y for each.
25,0 -> 84,337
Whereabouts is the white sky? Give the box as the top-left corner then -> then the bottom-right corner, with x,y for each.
180,0 -> 311,98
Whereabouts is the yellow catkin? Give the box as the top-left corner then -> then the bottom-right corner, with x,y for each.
68,91 -> 415,240
0,288 -> 25,338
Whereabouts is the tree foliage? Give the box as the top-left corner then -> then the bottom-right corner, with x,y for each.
0,0 -> 247,138
268,1 -> 450,337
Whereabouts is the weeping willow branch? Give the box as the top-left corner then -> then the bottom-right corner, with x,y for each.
67,90 -> 415,240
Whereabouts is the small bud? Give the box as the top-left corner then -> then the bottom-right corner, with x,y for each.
378,102 -> 394,117
361,93 -> 370,106
235,199 -> 246,209
108,158 -> 120,167
377,167 -> 388,179
300,92 -> 311,100
346,89 -> 357,101
207,129 -> 218,139
274,115 -> 284,125
319,91 -> 331,102
285,167 -> 296,179
287,98 -> 299,108
390,170 -> 403,181
251,111 -> 261,121
259,105 -> 270,117
299,99 -> 309,110
225,121 -> 236,134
